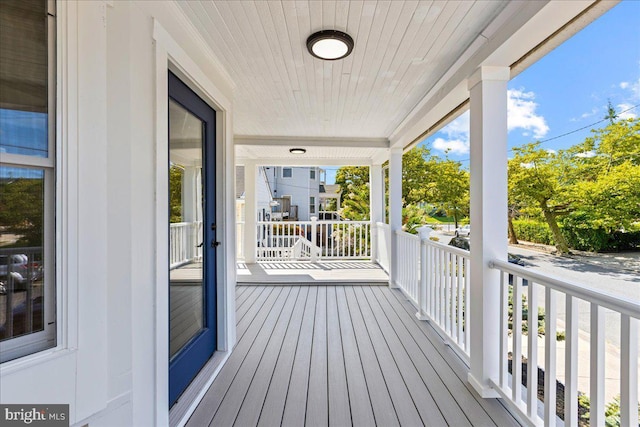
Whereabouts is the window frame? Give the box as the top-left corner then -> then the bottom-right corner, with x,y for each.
309,196 -> 316,215
0,1 -> 57,363
282,167 -> 292,178
309,168 -> 316,180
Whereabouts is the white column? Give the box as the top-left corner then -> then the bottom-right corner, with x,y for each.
182,166 -> 198,223
243,161 -> 257,263
370,164 -> 383,262
467,66 -> 509,398
182,166 -> 200,260
388,148 -> 403,288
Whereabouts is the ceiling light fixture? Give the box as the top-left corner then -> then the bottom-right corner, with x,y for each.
289,148 -> 306,154
306,30 -> 354,61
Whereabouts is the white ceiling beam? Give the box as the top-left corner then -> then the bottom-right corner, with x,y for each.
234,135 -> 389,149
389,0 -> 610,151
235,157 -> 373,167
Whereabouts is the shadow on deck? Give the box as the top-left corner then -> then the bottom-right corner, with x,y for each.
186,284 -> 519,427
237,261 -> 389,284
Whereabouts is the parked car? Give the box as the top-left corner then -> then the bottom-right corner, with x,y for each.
448,237 -> 527,281
448,237 -> 524,263
455,224 -> 471,237
0,254 -> 43,289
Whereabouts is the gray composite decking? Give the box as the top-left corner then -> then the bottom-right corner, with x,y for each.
187,285 -> 520,427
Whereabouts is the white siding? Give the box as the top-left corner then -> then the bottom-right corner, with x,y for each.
265,166 -> 319,220
0,2 -> 236,426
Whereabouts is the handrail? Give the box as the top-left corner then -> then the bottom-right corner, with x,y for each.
490,259 -> 640,319
422,237 -> 470,258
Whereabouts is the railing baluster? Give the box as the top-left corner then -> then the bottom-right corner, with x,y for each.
500,271 -> 508,389
451,254 -> 458,342
620,314 -> 638,427
527,280 -> 539,420
512,276 -> 523,403
457,254 -> 463,346
565,295 -> 578,427
464,256 -> 470,353
544,287 -> 558,427
590,303 -> 604,427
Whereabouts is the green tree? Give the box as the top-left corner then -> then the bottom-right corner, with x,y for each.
430,159 -> 469,228
335,166 -> 370,220
0,177 -> 44,247
169,164 -> 184,223
508,143 -> 572,254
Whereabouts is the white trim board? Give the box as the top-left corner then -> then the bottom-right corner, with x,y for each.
153,18 -> 236,426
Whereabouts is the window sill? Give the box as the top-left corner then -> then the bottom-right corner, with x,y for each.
0,346 -> 76,376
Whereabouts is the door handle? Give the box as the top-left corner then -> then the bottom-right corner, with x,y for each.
211,241 -> 221,248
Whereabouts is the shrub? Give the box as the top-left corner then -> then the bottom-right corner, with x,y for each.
512,219 -> 555,245
561,214 -> 640,252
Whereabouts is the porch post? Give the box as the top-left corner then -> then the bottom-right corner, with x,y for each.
388,148 -> 402,288
370,164 -> 383,262
243,161 -> 257,263
182,166 -> 201,260
467,66 -> 509,397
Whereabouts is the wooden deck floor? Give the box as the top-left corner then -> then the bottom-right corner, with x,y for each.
187,285 -> 519,427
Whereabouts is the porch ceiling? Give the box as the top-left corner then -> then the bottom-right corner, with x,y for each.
176,0 -> 509,138
176,0 -> 607,157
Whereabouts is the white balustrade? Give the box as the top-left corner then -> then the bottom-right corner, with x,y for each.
394,230 -> 421,305
489,259 -> 640,427
375,222 -> 391,273
169,221 -> 202,269
419,237 -> 471,361
255,220 -> 371,261
236,221 -> 245,260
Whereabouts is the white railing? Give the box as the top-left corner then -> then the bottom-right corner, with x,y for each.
316,220 -> 370,259
169,221 -> 203,269
236,221 -> 245,260
375,222 -> 391,272
420,238 -> 471,360
257,221 -> 312,260
489,259 -> 640,427
255,219 -> 371,261
395,231 -> 421,305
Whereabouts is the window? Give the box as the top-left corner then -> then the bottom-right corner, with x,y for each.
310,168 -> 316,180
282,167 -> 292,178
0,0 -> 56,362
309,196 -> 316,214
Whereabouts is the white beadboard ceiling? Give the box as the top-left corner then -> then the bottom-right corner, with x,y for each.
177,0 -> 509,140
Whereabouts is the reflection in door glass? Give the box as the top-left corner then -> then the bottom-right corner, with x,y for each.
169,99 -> 205,359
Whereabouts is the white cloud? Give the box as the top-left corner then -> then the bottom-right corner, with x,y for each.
546,149 -> 557,155
507,89 -> 549,139
575,151 -> 596,158
520,162 -> 535,169
617,103 -> 637,119
431,88 -> 549,155
620,82 -> 630,89
432,137 -> 469,155
431,112 -> 471,155
620,77 -> 640,102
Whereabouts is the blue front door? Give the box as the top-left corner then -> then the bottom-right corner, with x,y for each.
168,71 -> 217,406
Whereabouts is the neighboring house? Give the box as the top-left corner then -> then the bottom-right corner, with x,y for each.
237,166 -> 341,222
264,166 -> 319,221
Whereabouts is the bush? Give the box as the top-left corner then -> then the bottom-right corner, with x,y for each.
512,219 -> 555,245
561,214 -> 640,252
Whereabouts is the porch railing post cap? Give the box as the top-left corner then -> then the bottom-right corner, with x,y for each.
417,225 -> 433,240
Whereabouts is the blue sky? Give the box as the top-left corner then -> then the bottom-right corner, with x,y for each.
421,1 -> 640,166
325,1 -> 640,182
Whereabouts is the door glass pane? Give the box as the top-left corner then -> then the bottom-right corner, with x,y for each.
0,166 -> 46,341
0,0 -> 49,157
169,99 -> 205,359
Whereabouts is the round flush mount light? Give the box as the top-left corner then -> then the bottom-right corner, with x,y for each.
289,148 -> 307,154
306,30 -> 354,61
